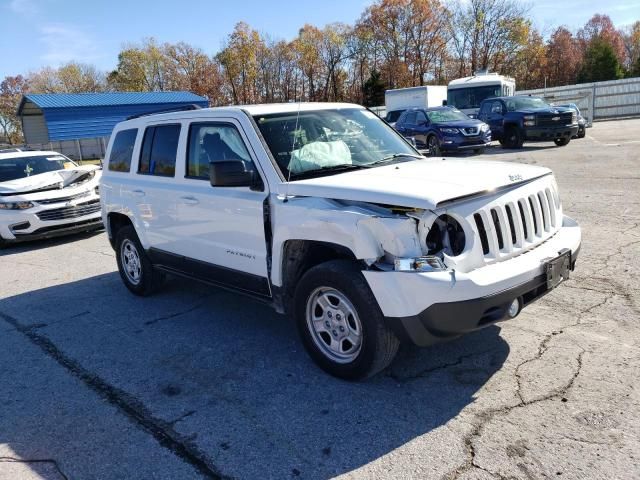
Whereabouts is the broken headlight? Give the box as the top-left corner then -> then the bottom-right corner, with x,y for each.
394,256 -> 447,272
0,201 -> 34,210
426,214 -> 466,257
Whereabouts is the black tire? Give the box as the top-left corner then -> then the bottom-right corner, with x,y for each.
427,135 -> 441,156
502,127 -> 524,149
554,137 -> 570,146
115,225 -> 163,296
294,260 -> 400,380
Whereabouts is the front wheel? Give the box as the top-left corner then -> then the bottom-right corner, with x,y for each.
554,137 -> 570,146
502,127 -> 524,149
427,135 -> 441,156
294,260 -> 399,380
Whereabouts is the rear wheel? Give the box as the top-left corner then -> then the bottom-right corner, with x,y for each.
294,260 -> 399,380
502,127 -> 524,149
427,135 -> 441,156
115,225 -> 163,296
554,137 -> 570,146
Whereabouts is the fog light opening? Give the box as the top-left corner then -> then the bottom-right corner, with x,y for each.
507,298 -> 522,318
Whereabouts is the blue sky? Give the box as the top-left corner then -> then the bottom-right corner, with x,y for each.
1,0 -> 639,79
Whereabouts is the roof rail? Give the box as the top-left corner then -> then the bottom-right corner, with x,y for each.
126,104 -> 203,120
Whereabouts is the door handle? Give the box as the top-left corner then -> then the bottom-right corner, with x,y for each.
179,196 -> 199,205
132,189 -> 145,197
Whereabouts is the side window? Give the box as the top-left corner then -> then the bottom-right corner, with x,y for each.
138,124 -> 181,177
415,111 -> 428,124
405,112 -> 417,125
186,123 -> 252,180
107,129 -> 137,172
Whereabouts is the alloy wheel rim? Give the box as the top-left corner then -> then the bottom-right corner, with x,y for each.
428,136 -> 438,155
121,239 -> 142,285
306,287 -> 363,363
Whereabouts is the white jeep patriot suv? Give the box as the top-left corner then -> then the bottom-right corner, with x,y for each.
100,103 -> 581,379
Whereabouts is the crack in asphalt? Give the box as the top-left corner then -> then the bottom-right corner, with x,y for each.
144,303 -> 206,326
0,456 -> 69,480
443,301 -> 592,480
386,348 -> 496,383
0,310 -> 230,480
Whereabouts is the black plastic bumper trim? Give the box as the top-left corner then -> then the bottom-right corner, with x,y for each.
386,244 -> 580,346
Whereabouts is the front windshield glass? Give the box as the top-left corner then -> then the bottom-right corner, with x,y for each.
0,154 -> 76,183
447,85 -> 502,110
506,97 -> 549,111
426,109 -> 469,123
254,108 -> 419,179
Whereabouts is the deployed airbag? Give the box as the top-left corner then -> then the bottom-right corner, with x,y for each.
289,140 -> 351,174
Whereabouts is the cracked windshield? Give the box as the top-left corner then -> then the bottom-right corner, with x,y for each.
254,108 -> 421,179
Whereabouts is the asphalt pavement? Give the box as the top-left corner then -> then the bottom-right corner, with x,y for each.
1,119 -> 639,479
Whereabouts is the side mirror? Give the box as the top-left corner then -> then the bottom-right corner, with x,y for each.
442,100 -> 447,106
209,160 -> 261,189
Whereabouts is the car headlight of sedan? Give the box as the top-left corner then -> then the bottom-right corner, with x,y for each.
426,214 -> 466,257
0,201 -> 35,210
439,127 -> 459,135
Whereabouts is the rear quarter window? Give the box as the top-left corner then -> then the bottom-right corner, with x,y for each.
107,129 -> 138,172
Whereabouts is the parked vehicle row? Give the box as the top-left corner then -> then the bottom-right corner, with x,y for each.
388,95 -> 582,155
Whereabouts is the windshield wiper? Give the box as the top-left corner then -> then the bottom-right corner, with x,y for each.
289,163 -> 368,180
367,153 -> 424,167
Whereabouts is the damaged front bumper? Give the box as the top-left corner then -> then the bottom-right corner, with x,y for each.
362,215 -> 581,346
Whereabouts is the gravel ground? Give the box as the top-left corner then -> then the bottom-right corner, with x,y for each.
1,119 -> 638,480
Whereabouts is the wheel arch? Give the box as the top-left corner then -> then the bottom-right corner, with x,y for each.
278,240 -> 361,305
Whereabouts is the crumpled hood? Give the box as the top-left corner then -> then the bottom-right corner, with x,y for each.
284,158 -> 551,210
0,165 -> 100,195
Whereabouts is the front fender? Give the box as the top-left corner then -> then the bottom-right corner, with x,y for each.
270,196 -> 422,286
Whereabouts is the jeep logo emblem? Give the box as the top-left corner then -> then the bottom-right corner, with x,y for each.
509,174 -> 523,182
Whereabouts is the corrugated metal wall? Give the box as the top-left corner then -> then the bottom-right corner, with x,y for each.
22,114 -> 49,144
517,77 -> 640,123
42,102 -> 208,141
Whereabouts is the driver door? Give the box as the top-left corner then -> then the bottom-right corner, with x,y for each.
168,118 -> 271,296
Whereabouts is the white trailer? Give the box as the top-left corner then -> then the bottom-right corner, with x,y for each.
384,86 -> 447,125
447,72 -> 515,116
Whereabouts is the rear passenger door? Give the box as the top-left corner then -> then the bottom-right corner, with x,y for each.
133,122 -> 184,251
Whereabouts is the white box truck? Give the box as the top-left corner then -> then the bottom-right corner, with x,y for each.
384,86 -> 447,125
447,71 -> 515,116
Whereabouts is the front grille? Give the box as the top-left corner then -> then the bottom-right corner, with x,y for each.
472,182 -> 561,261
36,199 -> 101,222
536,112 -> 573,127
37,191 -> 91,205
461,126 -> 480,136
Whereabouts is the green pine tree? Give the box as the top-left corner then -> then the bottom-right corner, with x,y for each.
362,70 -> 386,107
577,38 -> 623,83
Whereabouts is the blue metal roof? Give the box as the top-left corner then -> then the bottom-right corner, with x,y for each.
18,91 -> 209,142
22,91 -> 208,109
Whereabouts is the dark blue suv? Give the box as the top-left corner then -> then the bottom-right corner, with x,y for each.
394,107 -> 492,156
